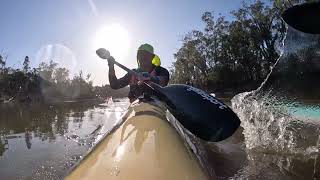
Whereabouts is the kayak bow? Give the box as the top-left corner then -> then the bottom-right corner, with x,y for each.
65,98 -> 210,180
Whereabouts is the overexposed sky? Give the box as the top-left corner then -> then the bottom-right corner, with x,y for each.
0,0 -> 245,85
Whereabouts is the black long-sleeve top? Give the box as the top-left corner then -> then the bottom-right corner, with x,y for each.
109,66 -> 169,102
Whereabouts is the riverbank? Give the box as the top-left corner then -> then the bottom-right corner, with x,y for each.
0,95 -> 106,106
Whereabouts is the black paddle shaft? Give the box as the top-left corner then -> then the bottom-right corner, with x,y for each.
112,60 -> 138,76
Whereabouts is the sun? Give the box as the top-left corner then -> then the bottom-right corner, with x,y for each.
93,24 -> 130,61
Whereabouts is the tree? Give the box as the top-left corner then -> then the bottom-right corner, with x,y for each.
0,55 -> 5,70
0,54 -> 98,102
171,0 -> 286,92
54,67 -> 69,84
23,56 -> 30,73
38,60 -> 58,82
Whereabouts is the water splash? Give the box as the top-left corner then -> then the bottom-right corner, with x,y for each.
232,92 -> 320,155
231,25 -> 320,161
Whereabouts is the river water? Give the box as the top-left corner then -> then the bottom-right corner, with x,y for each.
0,101 -> 129,179
0,97 -> 319,179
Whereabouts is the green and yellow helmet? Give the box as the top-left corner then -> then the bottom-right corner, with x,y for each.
137,43 -> 161,67
138,43 -> 154,54
152,55 -> 161,66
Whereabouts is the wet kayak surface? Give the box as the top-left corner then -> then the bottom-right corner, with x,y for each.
66,100 -> 209,180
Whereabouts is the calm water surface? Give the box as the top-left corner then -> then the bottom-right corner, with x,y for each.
0,100 -> 128,179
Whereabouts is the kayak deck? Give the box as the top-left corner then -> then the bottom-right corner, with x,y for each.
65,100 -> 208,180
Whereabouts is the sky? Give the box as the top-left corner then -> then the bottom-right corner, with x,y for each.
0,0 -> 245,85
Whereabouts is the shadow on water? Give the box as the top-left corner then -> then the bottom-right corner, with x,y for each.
0,100 -> 128,179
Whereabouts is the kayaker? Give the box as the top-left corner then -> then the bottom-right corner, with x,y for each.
108,43 -> 170,102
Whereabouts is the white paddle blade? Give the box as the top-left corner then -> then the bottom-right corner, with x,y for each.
96,48 -> 111,59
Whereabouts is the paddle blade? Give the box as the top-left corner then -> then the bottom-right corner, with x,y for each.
282,2 -> 320,34
96,48 -> 111,59
149,83 -> 241,142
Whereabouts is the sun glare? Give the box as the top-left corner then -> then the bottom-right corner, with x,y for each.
93,24 -> 130,61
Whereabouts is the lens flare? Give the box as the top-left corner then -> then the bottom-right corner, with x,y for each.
93,24 -> 130,62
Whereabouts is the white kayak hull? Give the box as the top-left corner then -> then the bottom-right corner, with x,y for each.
65,99 -> 209,180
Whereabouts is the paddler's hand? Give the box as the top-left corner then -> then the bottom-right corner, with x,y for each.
137,72 -> 151,85
107,56 -> 115,67
137,72 -> 160,85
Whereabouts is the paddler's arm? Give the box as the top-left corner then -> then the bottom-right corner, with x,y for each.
108,58 -> 131,89
138,67 -> 169,87
152,67 -> 170,87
